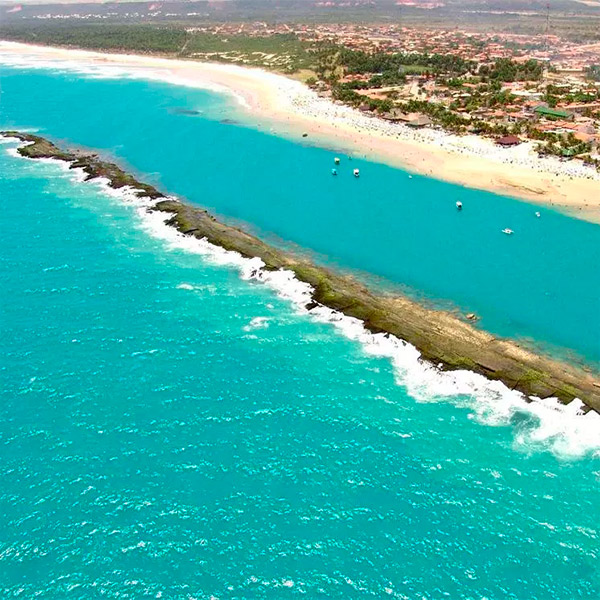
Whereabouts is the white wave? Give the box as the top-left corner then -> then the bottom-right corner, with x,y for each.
0,50 -> 249,108
134,202 -> 600,460
0,135 -> 22,144
3,139 -> 599,460
243,316 -> 270,332
5,147 -> 22,158
176,282 -> 218,294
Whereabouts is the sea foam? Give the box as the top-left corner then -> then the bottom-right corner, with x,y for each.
133,191 -> 600,460
0,48 -> 250,109
3,136 -> 599,460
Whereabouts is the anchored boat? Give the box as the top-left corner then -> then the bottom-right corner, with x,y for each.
502,228 -> 514,235
353,168 -> 360,178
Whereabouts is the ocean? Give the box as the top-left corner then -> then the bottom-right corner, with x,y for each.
1,62 -> 599,599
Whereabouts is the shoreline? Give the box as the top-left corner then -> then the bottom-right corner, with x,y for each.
1,41 -> 600,224
5,130 -> 600,414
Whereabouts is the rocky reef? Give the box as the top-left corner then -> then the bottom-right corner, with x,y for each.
5,130 -> 600,412
4,131 -> 163,199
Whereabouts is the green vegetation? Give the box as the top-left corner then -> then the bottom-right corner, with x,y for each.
0,24 -> 187,54
536,131 -> 592,159
0,24 -> 315,73
585,65 -> 600,82
323,47 -> 475,83
330,83 -> 392,113
479,58 -> 544,82
396,99 -> 471,133
546,83 -> 599,104
183,32 -> 314,72
1,23 -> 597,173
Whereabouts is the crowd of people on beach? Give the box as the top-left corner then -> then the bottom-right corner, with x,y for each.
276,79 -> 600,184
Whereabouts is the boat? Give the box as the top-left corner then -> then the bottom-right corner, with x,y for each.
535,211 -> 541,217
331,168 -> 337,176
502,228 -> 514,235
456,201 -> 463,210
353,168 -> 360,178
334,157 -> 340,165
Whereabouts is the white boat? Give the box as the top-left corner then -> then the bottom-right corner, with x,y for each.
353,168 -> 360,178
331,168 -> 337,176
502,228 -> 514,235
535,211 -> 541,217
334,157 -> 340,165
456,201 -> 463,210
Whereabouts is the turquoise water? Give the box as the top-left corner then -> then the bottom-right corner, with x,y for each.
0,66 -> 599,363
2,137 -> 599,600
1,64 -> 600,598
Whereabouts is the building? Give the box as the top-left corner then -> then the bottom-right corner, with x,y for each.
562,102 -> 600,115
534,106 -> 575,121
382,111 -> 432,128
496,135 -> 522,147
406,114 -> 432,128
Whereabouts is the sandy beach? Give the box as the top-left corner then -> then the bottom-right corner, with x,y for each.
1,41 -> 599,222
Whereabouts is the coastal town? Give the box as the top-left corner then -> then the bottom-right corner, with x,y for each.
176,22 -> 600,168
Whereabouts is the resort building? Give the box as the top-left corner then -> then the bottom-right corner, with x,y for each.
496,135 -> 522,147
534,106 -> 575,121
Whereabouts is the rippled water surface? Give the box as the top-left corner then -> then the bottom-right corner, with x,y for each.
1,64 -> 599,599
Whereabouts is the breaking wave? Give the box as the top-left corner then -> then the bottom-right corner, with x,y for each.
0,43 -> 250,109
3,135 -> 599,460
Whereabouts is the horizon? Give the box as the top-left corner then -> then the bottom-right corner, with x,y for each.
1,0 -> 599,7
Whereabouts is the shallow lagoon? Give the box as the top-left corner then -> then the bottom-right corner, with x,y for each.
0,66 -> 599,363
